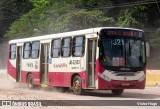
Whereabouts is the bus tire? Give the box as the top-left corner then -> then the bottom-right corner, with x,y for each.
27,74 -> 34,89
73,75 -> 84,95
111,89 -> 124,95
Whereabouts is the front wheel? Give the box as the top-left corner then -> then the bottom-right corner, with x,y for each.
111,89 -> 124,95
73,75 -> 84,95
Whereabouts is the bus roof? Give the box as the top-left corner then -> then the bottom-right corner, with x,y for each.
9,27 -> 144,44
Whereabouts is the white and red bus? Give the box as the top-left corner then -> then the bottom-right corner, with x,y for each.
8,27 -> 146,95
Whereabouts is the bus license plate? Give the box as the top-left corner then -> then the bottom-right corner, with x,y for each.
122,83 -> 130,86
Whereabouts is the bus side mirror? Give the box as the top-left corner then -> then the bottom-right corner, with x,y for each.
146,42 -> 150,57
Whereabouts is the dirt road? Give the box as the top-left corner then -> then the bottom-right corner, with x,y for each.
0,70 -> 160,109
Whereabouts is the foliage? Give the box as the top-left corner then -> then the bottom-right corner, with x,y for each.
3,0 -> 160,38
117,8 -> 143,28
55,9 -> 115,32
5,0 -> 114,38
0,0 -> 33,18
0,0 -> 33,37
117,2 -> 160,28
30,0 -> 49,11
5,11 -> 49,38
72,0 -> 112,8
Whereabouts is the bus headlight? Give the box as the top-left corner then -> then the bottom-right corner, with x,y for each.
138,75 -> 145,82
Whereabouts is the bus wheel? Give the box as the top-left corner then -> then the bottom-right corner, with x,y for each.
27,74 -> 34,89
73,76 -> 83,95
111,89 -> 124,95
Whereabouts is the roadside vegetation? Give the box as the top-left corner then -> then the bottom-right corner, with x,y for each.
0,0 -> 159,39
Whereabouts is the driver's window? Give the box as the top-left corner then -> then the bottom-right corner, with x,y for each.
131,40 -> 140,57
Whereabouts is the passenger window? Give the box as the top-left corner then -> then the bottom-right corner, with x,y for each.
10,44 -> 16,60
31,41 -> 40,59
73,36 -> 85,56
23,42 -> 31,59
62,38 -> 71,57
52,39 -> 61,58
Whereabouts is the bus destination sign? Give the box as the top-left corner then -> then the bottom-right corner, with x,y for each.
105,29 -> 143,37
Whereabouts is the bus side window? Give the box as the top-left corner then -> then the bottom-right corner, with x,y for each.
51,39 -> 61,58
23,42 -> 31,59
10,44 -> 16,60
62,37 -> 72,57
72,36 -> 85,57
31,41 -> 40,59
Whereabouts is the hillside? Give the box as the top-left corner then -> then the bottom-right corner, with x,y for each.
0,0 -> 159,40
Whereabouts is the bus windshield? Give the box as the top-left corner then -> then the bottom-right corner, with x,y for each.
99,38 -> 146,68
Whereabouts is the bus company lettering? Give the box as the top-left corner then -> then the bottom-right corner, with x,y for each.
107,30 -> 138,37
53,63 -> 67,68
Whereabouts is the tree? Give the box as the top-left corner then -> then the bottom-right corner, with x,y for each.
4,0 -> 160,38
0,0 -> 33,38
55,9 -> 114,32
30,0 -> 49,11
116,1 -> 160,28
117,8 -> 143,28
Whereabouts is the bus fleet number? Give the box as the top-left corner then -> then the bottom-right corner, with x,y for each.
69,60 -> 80,65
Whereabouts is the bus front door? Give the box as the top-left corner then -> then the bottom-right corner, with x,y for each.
16,46 -> 22,82
87,38 -> 97,88
40,43 -> 50,85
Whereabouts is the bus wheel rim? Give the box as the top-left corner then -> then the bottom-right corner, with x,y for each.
74,80 -> 80,91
